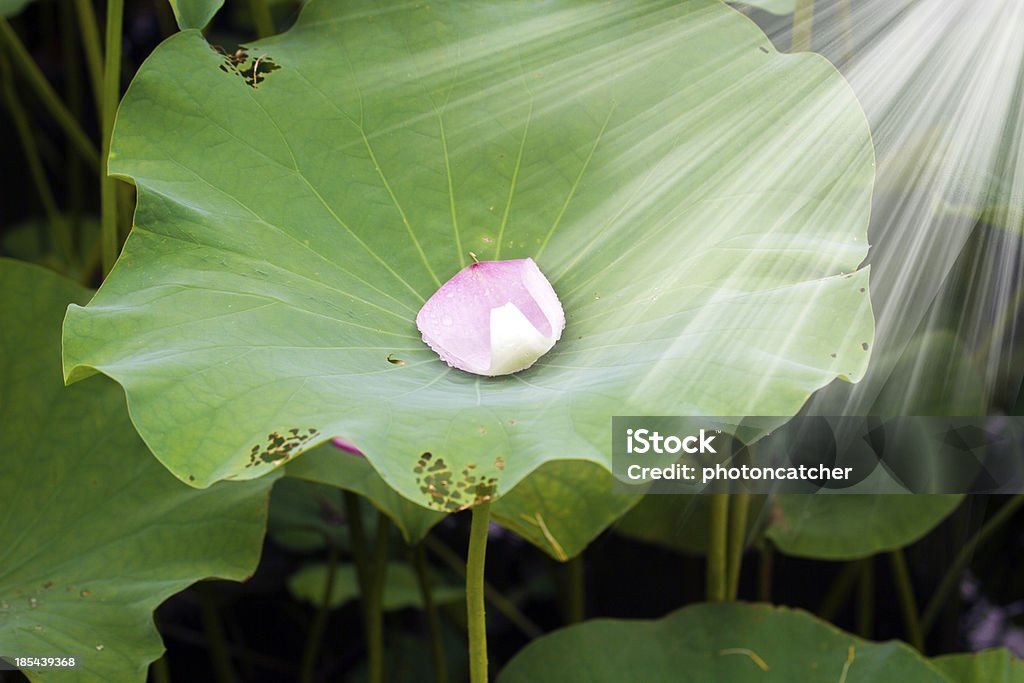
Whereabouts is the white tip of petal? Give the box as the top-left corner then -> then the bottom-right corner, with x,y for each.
488,302 -> 557,375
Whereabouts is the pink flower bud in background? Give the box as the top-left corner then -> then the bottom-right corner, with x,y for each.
331,437 -> 364,456
416,258 -> 565,376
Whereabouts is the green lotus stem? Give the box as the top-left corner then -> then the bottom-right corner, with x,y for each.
921,495 -> 1024,635
818,561 -> 863,622
1,53 -> 66,259
562,555 -> 585,624
758,542 -> 773,603
424,536 -> 543,639
344,491 -> 371,585
73,0 -> 104,118
100,0 -> 124,276
366,514 -> 391,683
198,582 -> 237,683
467,500 -> 492,683
791,0 -> 814,52
342,492 -> 380,683
153,0 -> 176,38
150,655 -> 171,683
246,0 -> 275,38
707,493 -> 729,602
60,0 -> 85,243
299,535 -> 338,683
412,543 -> 448,683
856,557 -> 873,638
888,549 -> 924,650
0,18 -> 99,168
726,492 -> 750,600
81,233 -> 103,286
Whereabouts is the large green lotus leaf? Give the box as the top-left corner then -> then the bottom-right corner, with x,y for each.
765,495 -> 962,560
931,649 -> 1024,683
62,0 -> 875,511
167,0 -> 223,30
288,562 -> 463,611
0,259 -> 276,682
497,603 -> 950,683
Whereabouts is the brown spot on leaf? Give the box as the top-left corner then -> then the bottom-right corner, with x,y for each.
245,427 -> 320,468
413,453 -> 498,511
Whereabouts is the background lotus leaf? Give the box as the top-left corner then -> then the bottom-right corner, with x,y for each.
497,603 -> 950,682
0,259 -> 276,682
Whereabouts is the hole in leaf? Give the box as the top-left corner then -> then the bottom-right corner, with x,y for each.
210,44 -> 281,89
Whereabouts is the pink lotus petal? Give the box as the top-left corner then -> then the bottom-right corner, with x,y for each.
416,258 -> 565,376
331,436 -> 364,456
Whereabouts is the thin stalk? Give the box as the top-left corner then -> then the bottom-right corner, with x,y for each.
1,54 -> 66,257
0,18 -> 99,167
100,0 -> 125,276
706,493 -> 729,602
61,0 -> 84,244
424,536 -> 542,639
856,558 -> 874,638
467,501 -> 492,683
818,561 -> 863,622
366,515 -> 390,683
299,537 -> 338,683
562,555 -> 585,624
726,492 -> 750,601
758,542 -> 773,603
412,543 -> 448,683
342,492 -> 378,681
889,550 -> 924,651
72,0 -> 103,118
246,0 -> 275,38
791,0 -> 815,52
922,495 -> 1024,635
343,492 -> 371,589
150,655 -> 171,683
81,233 -> 103,286
197,582 -> 236,683
154,0 -> 176,38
